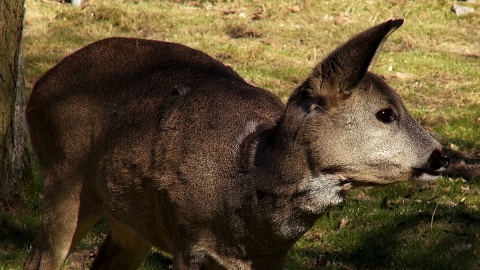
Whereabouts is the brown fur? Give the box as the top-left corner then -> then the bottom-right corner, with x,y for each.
25,19 -> 448,270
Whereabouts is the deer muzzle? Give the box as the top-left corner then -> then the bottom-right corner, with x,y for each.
412,148 -> 450,180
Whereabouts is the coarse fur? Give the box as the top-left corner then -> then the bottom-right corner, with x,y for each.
25,19 -> 449,270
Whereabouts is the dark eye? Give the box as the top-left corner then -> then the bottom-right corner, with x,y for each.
376,108 -> 397,124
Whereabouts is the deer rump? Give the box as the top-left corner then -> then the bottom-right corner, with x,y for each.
27,37 -> 291,268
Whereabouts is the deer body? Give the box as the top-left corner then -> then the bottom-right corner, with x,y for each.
25,20 -> 449,270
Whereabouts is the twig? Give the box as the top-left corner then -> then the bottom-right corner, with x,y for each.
430,203 -> 439,231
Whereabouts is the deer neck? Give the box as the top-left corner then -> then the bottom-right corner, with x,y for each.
238,111 -> 346,241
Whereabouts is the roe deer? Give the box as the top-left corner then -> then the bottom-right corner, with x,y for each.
25,19 -> 449,270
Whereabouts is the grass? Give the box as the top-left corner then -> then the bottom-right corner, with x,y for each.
288,180 -> 480,269
1,0 -> 479,269
0,155 -> 42,268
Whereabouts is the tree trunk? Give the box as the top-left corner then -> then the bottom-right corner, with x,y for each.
0,0 -> 27,209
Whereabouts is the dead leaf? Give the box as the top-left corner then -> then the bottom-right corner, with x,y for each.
226,25 -> 263,39
303,230 -> 324,240
65,248 -> 96,269
222,10 -> 235,15
338,217 -> 348,230
460,186 -> 473,194
442,199 -> 457,207
334,16 -> 347,25
450,243 -> 472,253
450,143 -> 459,151
289,6 -> 300,13
394,72 -> 415,81
251,12 -> 263,20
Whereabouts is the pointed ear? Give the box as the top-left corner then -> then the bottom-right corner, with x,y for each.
297,19 -> 404,106
277,19 -> 403,145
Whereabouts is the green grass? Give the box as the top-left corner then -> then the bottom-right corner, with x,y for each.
0,155 -> 42,269
288,180 -> 480,269
2,0 -> 479,269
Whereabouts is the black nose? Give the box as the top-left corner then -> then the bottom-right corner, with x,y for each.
428,149 -> 450,171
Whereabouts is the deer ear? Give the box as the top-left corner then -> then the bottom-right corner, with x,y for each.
278,19 -> 403,144
293,19 -> 403,109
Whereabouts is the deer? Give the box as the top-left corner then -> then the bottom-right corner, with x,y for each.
24,19 -> 449,270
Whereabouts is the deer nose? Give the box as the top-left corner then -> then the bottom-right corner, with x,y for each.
428,148 -> 450,171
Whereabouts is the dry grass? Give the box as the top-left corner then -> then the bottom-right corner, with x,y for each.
23,0 -> 480,150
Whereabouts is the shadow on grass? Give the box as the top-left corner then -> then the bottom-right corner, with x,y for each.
289,205 -> 480,270
0,211 -> 38,262
142,251 -> 173,270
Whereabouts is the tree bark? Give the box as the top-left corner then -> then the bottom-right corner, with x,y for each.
0,0 -> 27,209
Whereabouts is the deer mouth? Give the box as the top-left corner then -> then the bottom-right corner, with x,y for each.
411,167 -> 445,181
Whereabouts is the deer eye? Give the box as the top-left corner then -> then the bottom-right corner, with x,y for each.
376,108 -> 397,124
